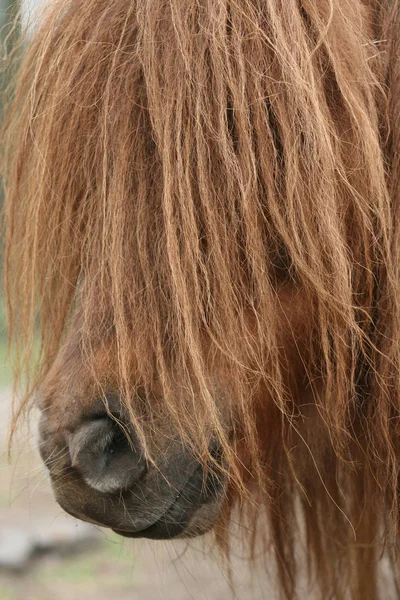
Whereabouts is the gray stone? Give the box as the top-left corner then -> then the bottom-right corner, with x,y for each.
0,529 -> 33,572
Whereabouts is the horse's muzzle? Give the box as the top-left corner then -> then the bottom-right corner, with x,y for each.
38,396 -> 227,539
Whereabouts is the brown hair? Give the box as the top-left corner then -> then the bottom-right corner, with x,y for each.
2,0 -> 400,597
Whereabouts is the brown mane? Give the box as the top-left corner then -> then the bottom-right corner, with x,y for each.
2,0 -> 400,597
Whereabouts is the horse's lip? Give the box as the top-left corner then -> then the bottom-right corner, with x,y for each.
112,449 -> 225,539
111,491 -> 186,538
111,463 -> 204,539
112,528 -> 145,538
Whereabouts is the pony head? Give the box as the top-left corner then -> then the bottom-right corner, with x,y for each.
2,0 -> 400,597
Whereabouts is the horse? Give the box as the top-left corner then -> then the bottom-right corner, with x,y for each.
2,0 -> 400,597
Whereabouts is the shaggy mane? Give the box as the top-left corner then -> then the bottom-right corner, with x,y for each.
2,0 -> 400,597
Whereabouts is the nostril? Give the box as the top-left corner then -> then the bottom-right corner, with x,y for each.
68,416 -> 147,494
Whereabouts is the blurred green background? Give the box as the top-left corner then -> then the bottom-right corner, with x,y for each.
0,0 -> 17,383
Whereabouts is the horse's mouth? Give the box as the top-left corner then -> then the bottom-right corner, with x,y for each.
39,399 -> 228,540
112,458 -> 226,540
49,454 -> 227,541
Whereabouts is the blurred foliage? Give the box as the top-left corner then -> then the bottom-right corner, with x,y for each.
0,0 -> 20,96
1,0 -> 20,139
0,1 -> 20,356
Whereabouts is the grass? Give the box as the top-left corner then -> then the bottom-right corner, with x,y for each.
32,534 -> 137,591
0,536 -> 138,600
0,585 -> 18,600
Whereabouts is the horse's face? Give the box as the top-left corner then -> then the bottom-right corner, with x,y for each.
37,334 -> 230,539
37,290 -> 305,539
38,309 -> 261,542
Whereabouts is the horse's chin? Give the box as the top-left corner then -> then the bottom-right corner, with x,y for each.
112,496 -> 224,540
